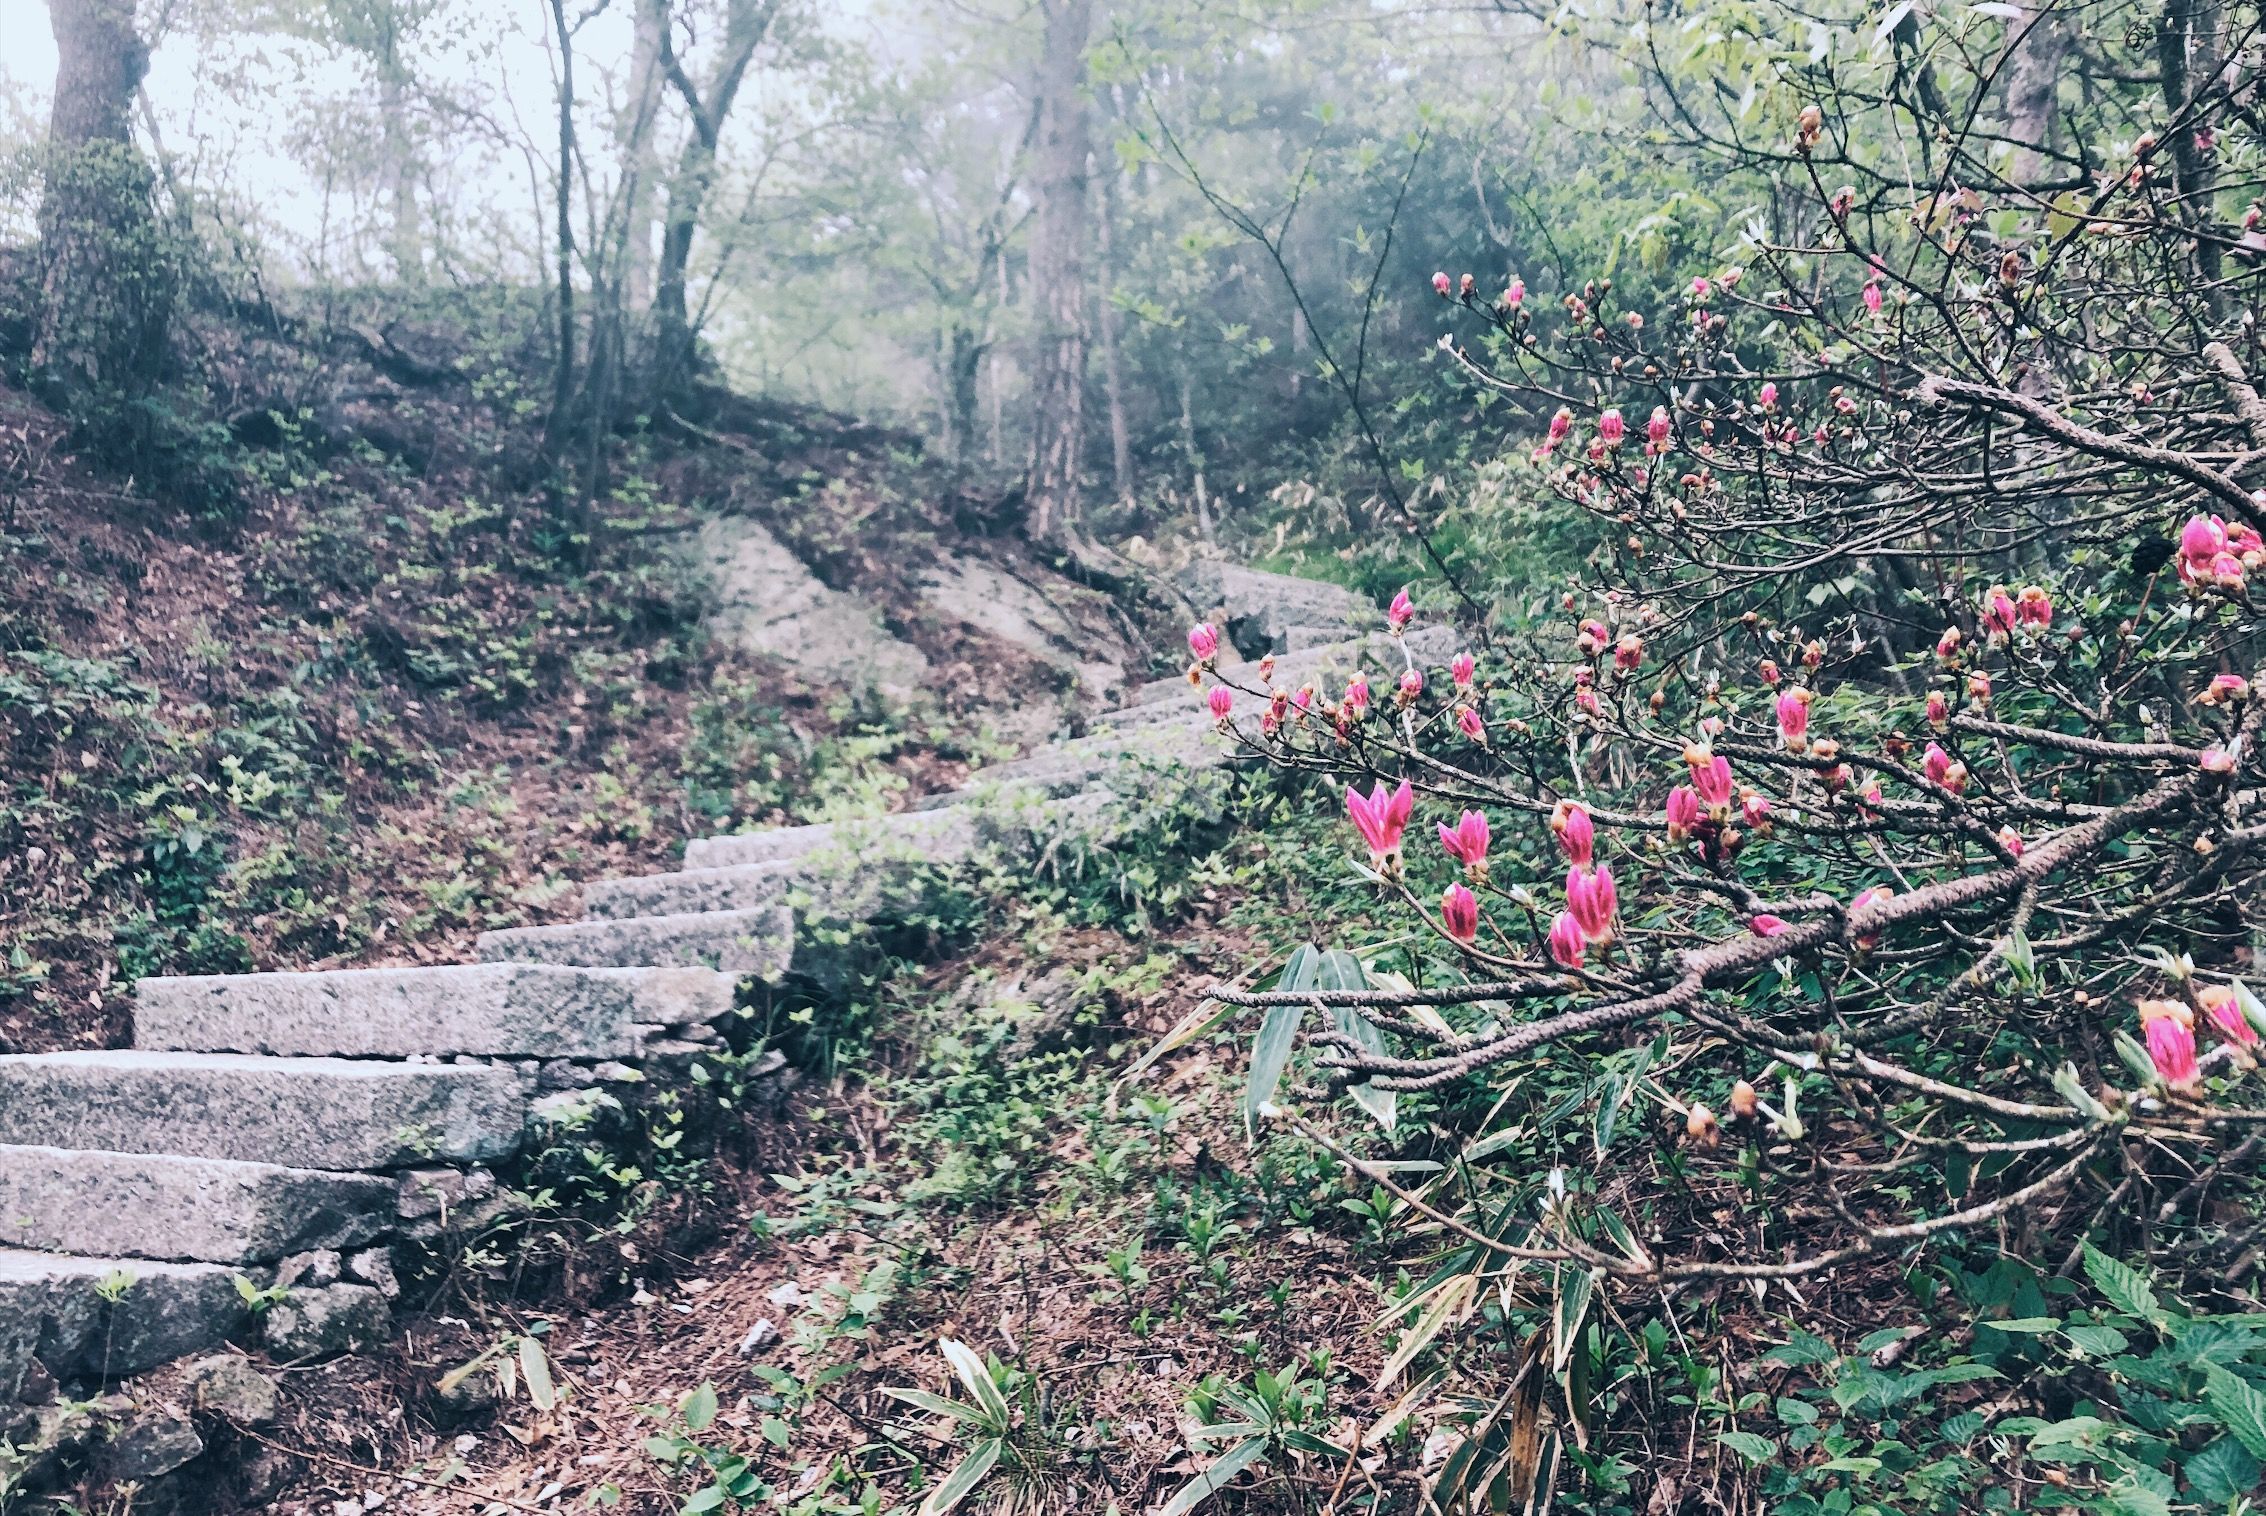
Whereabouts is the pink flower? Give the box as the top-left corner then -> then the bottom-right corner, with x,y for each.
1450,653 -> 1476,689
1923,742 -> 1967,794
1598,408 -> 1626,446
1577,619 -> 1609,656
1776,688 -> 1811,751
1665,785 -> 1702,842
1292,685 -> 1314,711
1208,686 -> 1233,721
1751,914 -> 1789,937
2181,513 -> 2229,563
1346,779 -> 1415,869
1862,280 -> 1883,316
1996,825 -> 2024,858
1647,406 -> 1672,449
1757,381 -> 1779,410
1574,686 -> 1601,719
2016,585 -> 2052,627
1741,791 -> 1772,828
1503,278 -> 1526,308
1344,675 -> 1370,717
2212,551 -> 2247,589
2201,986 -> 2258,1049
1758,659 -> 1782,687
1432,271 -> 1451,296
1455,704 -> 1485,741
1685,746 -> 1734,811
2140,1001 -> 2200,1090
1926,691 -> 1950,726
1968,671 -> 1993,706
1438,809 -> 1491,873
1566,863 -> 1618,944
1690,276 -> 1712,301
1546,407 -> 1572,445
1398,668 -> 1425,702
1849,886 -> 1893,950
1547,911 -> 1585,969
1981,585 -> 2017,638
1188,623 -> 1219,661
2201,673 -> 2251,706
1551,800 -> 1595,866
1614,633 -> 1643,671
1387,587 -> 1415,631
2202,745 -> 2237,774
1440,884 -> 1480,944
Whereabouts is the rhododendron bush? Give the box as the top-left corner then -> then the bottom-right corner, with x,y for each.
1173,15 -> 2266,1329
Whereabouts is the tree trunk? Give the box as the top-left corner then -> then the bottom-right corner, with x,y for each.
1095,160 -> 1133,509
618,0 -> 666,311
544,0 -> 577,464
2002,0 -> 2068,185
376,58 -> 423,285
649,0 -> 773,403
1022,0 -> 1093,545
35,0 -> 169,393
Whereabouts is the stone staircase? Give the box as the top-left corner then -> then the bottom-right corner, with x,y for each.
0,560 -> 1435,1400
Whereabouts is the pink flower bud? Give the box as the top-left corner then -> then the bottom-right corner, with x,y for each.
1936,627 -> 1963,660
1259,653 -> 1276,682
1598,408 -> 1626,445
1432,270 -> 1452,296
1574,686 -> 1601,718
1551,800 -> 1594,867
1344,675 -> 1370,717
1548,910 -> 1586,969
1188,623 -> 1219,661
1758,659 -> 1781,686
1450,653 -> 1476,689
2201,985 -> 2259,1049
1926,691 -> 1950,726
1757,381 -> 1779,410
1647,406 -> 1672,448
1981,585 -> 2017,638
1577,619 -> 1609,656
2139,1000 -> 2200,1090
1685,1104 -> 1721,1151
1995,825 -> 2024,857
2182,513 -> 2229,563
1455,704 -> 1485,741
1685,747 -> 1734,811
1503,278 -> 1526,307
1547,407 -> 1572,444
1387,587 -> 1415,630
1849,885 -> 1893,949
2201,744 -> 2237,774
1458,272 -> 1475,298
1776,688 -> 1811,751
1741,791 -> 1772,828
2201,673 -> 2252,706
1750,914 -> 1789,937
1923,741 -> 1967,794
1689,276 -> 1711,300
1398,668 -> 1424,702
1440,883 -> 1480,944
1566,863 -> 1618,944
2015,585 -> 2052,627
1614,632 -> 1643,671
1862,280 -> 1883,315
1208,686 -> 1233,721
1665,784 -> 1702,842
2212,551 -> 2247,589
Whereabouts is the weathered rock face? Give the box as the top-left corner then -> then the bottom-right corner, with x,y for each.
475,903 -> 797,974
687,516 -> 931,694
915,551 -> 1129,708
0,1251 -> 248,1396
0,1146 -> 391,1264
261,1282 -> 389,1360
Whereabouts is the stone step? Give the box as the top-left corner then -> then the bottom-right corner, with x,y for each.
970,718 -> 1226,789
683,808 -> 978,872
0,1051 -> 525,1171
580,855 -> 938,924
476,904 -> 795,975
135,963 -> 737,1059
0,1145 -> 392,1265
0,1249 -> 249,1396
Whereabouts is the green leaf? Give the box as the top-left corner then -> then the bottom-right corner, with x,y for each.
917,1437 -> 1002,1516
1320,951 -> 1394,1135
518,1335 -> 558,1412
2184,1435 -> 2264,1503
1243,946 -> 1318,1138
680,1487 -> 728,1515
680,1383 -> 718,1433
2106,1480 -> 2173,1516
2203,1363 -> 2266,1460
1553,1266 -> 1598,1375
939,1339 -> 1009,1428
2062,1323 -> 2129,1356
1718,1430 -> 1776,1464
1156,1436 -> 1267,1516
880,1388 -> 988,1425
1981,1317 -> 2063,1334
2081,1245 -> 2163,1327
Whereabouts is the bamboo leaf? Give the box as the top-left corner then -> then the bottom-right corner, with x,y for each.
939,1339 -> 1009,1427
1155,1436 -> 1267,1516
917,1437 -> 1002,1516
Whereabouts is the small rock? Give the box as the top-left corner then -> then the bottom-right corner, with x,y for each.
433,1364 -> 497,1422
104,1411 -> 204,1482
184,1355 -> 279,1426
263,1284 -> 389,1360
345,1247 -> 401,1300
735,1319 -> 779,1356
396,1166 -> 495,1219
14,1357 -> 56,1406
765,1281 -> 806,1309
276,1249 -> 343,1290
589,1061 -> 644,1084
